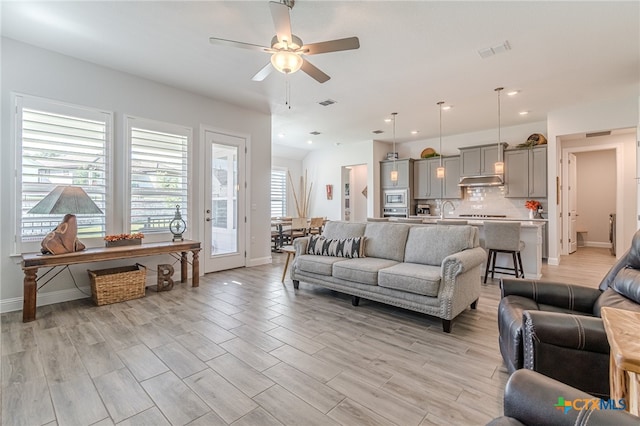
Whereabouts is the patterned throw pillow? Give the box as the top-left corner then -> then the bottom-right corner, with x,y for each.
306,235 -> 365,258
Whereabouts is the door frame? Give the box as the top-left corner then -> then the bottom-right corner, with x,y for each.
199,125 -> 249,273
561,142 -> 623,255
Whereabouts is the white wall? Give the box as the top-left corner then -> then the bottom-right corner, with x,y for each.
301,140 -> 379,220
575,150 -> 616,246
1,38 -> 272,311
547,95 -> 639,264
351,164 -> 368,222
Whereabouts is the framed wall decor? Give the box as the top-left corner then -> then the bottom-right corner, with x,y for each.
326,184 -> 333,200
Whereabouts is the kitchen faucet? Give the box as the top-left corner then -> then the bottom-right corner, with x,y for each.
440,200 -> 455,220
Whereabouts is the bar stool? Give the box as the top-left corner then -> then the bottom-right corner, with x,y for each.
483,221 -> 525,283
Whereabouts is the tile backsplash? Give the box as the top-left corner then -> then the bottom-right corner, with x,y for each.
426,186 -> 547,219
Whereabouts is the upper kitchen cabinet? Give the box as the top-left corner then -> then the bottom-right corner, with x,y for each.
413,156 -> 461,199
381,159 -> 413,188
442,156 -> 462,199
504,146 -> 547,198
459,143 -> 508,177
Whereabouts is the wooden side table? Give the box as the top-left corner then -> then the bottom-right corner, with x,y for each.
281,245 -> 296,283
601,307 -> 640,415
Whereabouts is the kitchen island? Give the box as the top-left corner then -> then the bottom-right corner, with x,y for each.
393,217 -> 546,279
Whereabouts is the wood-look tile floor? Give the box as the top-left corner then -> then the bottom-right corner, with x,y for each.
1,247 -> 616,426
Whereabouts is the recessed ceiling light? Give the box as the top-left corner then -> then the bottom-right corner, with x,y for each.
411,130 -> 419,135
442,105 -> 452,111
507,90 -> 519,96
278,133 -> 285,138
309,131 -> 321,135
384,118 -> 392,123
307,140 -> 313,144
372,130 -> 384,134
519,111 -> 529,115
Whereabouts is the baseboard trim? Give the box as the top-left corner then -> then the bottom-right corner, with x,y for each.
547,257 -> 560,266
247,256 -> 272,267
584,241 -> 612,249
1,286 -> 91,314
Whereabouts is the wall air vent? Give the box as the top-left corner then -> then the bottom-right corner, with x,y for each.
309,131 -> 321,135
478,40 -> 511,58
318,99 -> 336,106
586,131 -> 611,138
372,130 -> 384,134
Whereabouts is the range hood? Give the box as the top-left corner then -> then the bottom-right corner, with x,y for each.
458,175 -> 504,187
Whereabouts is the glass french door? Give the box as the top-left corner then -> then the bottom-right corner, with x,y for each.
204,130 -> 246,272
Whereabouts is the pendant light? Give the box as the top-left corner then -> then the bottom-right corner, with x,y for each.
494,87 -> 505,174
390,112 -> 399,182
436,101 -> 445,179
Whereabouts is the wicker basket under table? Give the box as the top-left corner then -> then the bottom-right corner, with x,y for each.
88,264 -> 147,306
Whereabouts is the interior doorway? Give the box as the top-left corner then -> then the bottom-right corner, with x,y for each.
342,164 -> 367,222
560,138 -> 622,257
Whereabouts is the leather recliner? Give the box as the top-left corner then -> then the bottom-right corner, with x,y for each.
487,369 -> 638,426
498,229 -> 640,398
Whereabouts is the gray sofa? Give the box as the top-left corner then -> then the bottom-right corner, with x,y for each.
290,221 -> 487,332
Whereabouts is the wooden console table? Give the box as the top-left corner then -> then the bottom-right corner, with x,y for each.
21,240 -> 201,323
601,307 -> 640,415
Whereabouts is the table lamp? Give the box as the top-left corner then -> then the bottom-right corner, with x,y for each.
28,186 -> 103,254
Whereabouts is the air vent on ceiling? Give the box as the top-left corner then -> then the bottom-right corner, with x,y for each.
586,131 -> 611,138
478,40 -> 511,58
309,131 -> 321,135
318,99 -> 336,106
372,130 -> 384,134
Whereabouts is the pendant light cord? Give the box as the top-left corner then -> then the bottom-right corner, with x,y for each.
495,87 -> 503,162
437,101 -> 444,167
392,112 -> 398,170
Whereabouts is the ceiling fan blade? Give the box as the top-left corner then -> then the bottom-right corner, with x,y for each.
302,37 -> 360,55
301,58 -> 330,83
269,1 -> 292,44
252,63 -> 274,81
209,37 -> 271,53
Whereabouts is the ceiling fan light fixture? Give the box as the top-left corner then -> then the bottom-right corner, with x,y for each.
271,51 -> 303,74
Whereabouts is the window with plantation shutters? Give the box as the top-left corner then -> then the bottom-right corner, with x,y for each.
127,118 -> 191,234
271,167 -> 287,217
17,96 -> 109,244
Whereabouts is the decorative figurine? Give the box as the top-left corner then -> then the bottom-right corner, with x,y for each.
169,205 -> 186,242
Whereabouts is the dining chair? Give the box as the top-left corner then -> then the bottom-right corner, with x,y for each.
308,217 -> 324,235
288,217 -> 308,242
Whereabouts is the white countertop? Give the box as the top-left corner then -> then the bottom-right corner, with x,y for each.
404,216 -> 547,227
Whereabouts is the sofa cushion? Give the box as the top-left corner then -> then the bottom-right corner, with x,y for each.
404,225 -> 477,266
593,288 -> 640,316
307,235 -> 365,258
378,263 -> 441,297
363,222 -> 410,262
322,221 -> 366,239
332,258 -> 398,285
610,267 -> 640,304
295,254 -> 346,276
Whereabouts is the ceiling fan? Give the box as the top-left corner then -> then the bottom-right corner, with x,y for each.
209,0 -> 360,83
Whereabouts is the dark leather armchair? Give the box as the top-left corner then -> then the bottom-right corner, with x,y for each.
487,369 -> 638,426
498,230 -> 640,398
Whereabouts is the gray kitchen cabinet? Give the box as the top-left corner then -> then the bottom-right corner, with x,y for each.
459,143 -> 507,177
443,156 -> 462,199
413,158 -> 433,198
381,159 -> 412,188
504,146 -> 547,198
413,156 -> 461,199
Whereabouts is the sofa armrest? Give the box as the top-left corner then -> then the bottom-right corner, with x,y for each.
441,246 -> 487,278
292,237 -> 310,256
501,278 -> 601,314
524,311 -> 609,354
495,369 -> 637,426
523,310 -> 611,398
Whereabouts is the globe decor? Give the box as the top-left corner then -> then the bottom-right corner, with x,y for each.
104,233 -> 144,248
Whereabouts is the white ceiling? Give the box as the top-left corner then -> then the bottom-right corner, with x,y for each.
2,1 -> 638,159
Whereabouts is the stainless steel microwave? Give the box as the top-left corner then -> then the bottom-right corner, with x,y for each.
383,189 -> 408,208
